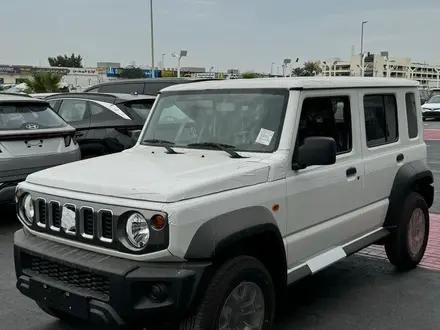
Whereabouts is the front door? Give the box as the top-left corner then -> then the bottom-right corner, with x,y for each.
285,89 -> 366,269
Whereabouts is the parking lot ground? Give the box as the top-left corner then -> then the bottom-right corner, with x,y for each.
424,128 -> 440,140
359,213 -> 440,270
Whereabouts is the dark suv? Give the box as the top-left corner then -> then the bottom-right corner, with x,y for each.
83,77 -> 217,95
45,93 -> 155,159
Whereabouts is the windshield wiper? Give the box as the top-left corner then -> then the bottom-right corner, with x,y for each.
143,138 -> 179,154
187,142 -> 245,158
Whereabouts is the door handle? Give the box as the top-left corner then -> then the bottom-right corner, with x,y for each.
346,167 -> 357,176
396,153 -> 404,162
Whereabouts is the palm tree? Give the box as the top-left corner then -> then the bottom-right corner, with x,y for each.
302,61 -> 322,76
22,72 -> 63,93
292,67 -> 305,77
241,72 -> 259,79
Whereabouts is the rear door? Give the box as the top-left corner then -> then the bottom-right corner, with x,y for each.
56,98 -> 91,142
87,100 -> 137,150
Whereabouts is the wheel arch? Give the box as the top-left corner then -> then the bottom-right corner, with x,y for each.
384,160 -> 434,230
184,206 -> 287,299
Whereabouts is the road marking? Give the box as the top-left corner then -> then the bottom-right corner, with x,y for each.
358,213 -> 440,271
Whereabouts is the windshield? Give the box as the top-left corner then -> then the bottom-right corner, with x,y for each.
141,89 -> 288,152
0,103 -> 67,130
427,95 -> 440,104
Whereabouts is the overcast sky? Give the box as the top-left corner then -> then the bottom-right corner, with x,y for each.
2,0 -> 439,72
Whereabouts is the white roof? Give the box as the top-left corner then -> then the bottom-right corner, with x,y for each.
161,77 -> 419,92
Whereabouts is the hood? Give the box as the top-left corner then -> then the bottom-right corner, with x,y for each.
422,103 -> 440,110
26,147 -> 270,203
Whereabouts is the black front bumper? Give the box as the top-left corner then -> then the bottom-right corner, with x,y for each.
423,111 -> 440,119
14,229 -> 212,327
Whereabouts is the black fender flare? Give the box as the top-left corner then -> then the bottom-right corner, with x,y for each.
383,160 -> 433,230
184,206 -> 286,260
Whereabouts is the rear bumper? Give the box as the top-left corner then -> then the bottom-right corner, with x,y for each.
0,149 -> 80,203
14,230 -> 212,327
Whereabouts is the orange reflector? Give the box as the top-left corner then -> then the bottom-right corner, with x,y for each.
151,214 -> 166,230
272,204 -> 280,212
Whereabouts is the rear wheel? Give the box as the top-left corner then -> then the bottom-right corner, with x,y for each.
179,256 -> 275,330
385,192 -> 429,270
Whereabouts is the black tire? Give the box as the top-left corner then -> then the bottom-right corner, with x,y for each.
385,192 -> 430,270
81,144 -> 108,159
179,256 -> 275,330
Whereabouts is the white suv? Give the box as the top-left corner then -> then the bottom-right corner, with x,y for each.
14,77 -> 434,330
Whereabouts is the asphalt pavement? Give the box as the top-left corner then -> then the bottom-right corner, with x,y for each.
2,125 -> 440,330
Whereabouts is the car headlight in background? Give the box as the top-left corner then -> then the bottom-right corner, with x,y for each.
21,193 -> 35,225
126,213 -> 150,249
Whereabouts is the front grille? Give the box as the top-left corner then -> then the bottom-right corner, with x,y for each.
26,254 -> 110,297
36,200 -> 114,242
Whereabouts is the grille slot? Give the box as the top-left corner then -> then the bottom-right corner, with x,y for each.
63,204 -> 77,235
50,201 -> 61,230
36,199 -> 47,228
99,210 -> 113,242
80,207 -> 94,239
26,254 -> 110,298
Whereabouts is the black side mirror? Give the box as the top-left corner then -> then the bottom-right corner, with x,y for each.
294,136 -> 336,169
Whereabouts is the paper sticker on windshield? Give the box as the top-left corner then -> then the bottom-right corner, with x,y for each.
255,128 -> 274,146
61,206 -> 76,233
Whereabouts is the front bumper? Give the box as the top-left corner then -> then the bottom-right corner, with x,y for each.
14,229 -> 212,327
422,111 -> 440,119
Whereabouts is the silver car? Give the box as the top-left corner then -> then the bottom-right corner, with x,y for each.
0,94 -> 80,205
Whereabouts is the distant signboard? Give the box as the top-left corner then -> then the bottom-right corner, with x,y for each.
194,72 -> 216,79
142,69 -> 161,78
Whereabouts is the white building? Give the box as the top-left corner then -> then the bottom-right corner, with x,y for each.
319,53 -> 440,88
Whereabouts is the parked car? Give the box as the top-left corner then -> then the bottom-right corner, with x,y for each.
421,95 -> 440,120
0,94 -> 79,205
14,77 -> 433,329
83,77 -> 219,95
44,92 -> 156,159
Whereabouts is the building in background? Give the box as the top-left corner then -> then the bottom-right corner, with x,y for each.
319,52 -> 440,88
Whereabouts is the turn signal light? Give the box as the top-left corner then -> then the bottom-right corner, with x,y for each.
150,214 -> 166,231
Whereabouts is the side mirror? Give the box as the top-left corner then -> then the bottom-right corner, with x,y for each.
295,136 -> 336,169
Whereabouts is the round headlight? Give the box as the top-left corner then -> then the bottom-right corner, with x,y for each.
22,194 -> 35,224
126,213 -> 150,249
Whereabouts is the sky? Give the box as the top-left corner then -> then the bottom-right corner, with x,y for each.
2,0 -> 440,73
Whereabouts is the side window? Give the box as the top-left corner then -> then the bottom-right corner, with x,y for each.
363,94 -> 398,147
405,92 -> 418,138
100,83 -> 144,94
297,96 -> 352,155
89,102 -> 123,122
48,100 -> 59,110
58,99 -> 88,123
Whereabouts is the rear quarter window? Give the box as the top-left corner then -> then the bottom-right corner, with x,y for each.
0,102 -> 67,130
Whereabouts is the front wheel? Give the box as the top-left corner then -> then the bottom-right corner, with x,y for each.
385,192 -> 430,270
179,256 -> 275,330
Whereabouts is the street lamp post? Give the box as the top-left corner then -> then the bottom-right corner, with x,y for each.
161,53 -> 165,69
360,21 -> 368,55
172,50 -> 188,78
289,58 -> 299,77
271,62 -> 275,76
150,0 -> 155,78
283,58 -> 291,77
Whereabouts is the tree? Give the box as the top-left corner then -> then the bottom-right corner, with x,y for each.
241,72 -> 259,79
22,72 -> 63,93
48,53 -> 83,68
117,67 -> 147,79
291,61 -> 322,77
302,61 -> 322,76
